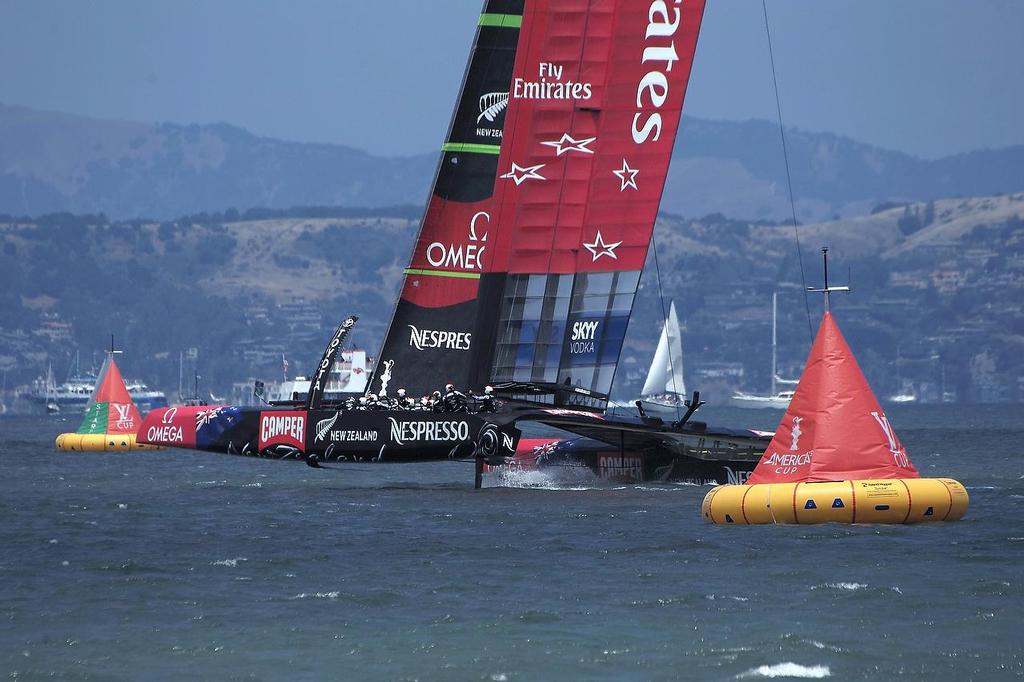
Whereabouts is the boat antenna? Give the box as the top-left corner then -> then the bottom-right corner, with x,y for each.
761,0 -> 813,342
108,334 -> 123,357
806,247 -> 850,312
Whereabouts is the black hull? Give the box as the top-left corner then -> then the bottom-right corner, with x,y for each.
138,405 -> 521,464
497,439 -> 758,485
139,401 -> 767,487
536,450 -> 757,485
490,403 -> 769,485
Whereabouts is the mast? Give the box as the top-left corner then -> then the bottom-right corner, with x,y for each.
68,349 -> 80,382
806,248 -> 850,313
771,291 -> 777,396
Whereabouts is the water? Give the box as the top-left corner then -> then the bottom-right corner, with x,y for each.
1,405 -> 1022,680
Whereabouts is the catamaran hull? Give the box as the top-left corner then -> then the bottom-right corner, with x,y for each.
487,407 -> 769,485
137,405 -> 520,464
504,441 -> 758,485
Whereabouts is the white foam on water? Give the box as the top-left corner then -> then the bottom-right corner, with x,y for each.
635,485 -> 689,492
665,478 -> 721,487
812,582 -> 867,591
487,468 -> 558,488
486,466 -> 598,490
738,662 -> 831,678
291,591 -> 340,600
805,640 -> 843,653
212,557 -> 247,567
705,593 -> 750,602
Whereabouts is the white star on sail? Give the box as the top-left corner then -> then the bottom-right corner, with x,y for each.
540,133 -> 596,156
500,162 -> 546,186
583,230 -> 623,261
612,159 -> 639,191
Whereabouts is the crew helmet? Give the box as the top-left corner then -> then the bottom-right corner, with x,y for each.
484,385 -> 493,394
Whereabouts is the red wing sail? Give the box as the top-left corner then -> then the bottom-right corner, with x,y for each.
76,356 -> 143,435
747,312 -> 920,484
371,0 -> 706,404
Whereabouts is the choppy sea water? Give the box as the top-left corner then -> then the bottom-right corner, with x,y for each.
1,405 -> 1021,680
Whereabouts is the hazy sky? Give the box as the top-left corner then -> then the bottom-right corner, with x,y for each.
2,0 -> 1022,159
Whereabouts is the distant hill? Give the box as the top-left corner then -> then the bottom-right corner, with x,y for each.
3,103 -> 1024,222
666,118 -> 1024,221
1,194 -> 1021,403
0,104 -> 435,220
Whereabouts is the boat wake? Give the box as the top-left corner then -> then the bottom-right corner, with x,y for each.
737,662 -> 831,679
483,464 -> 603,490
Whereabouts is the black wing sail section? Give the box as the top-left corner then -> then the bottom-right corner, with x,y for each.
368,0 -> 525,399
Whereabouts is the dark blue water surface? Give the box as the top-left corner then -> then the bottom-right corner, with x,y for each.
1,405 -> 1022,680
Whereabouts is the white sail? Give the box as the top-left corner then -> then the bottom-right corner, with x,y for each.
641,301 -> 686,397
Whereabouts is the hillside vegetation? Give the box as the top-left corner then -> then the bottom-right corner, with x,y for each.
2,194 -> 1021,403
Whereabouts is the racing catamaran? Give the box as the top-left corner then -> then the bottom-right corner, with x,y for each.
139,0 -> 770,484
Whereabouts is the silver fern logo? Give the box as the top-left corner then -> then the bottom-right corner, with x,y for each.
477,92 -> 509,124
314,412 -> 340,442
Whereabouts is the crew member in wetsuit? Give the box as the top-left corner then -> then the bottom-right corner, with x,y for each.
442,383 -> 468,412
396,388 -> 411,409
431,390 -> 444,413
477,385 -> 496,413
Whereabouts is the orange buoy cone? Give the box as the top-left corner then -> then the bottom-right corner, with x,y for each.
703,293 -> 967,524
55,353 -> 158,452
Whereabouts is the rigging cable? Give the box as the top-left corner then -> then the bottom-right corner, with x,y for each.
761,0 -> 814,342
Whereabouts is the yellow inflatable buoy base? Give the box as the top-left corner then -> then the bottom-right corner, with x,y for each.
702,478 -> 968,525
55,432 -> 161,452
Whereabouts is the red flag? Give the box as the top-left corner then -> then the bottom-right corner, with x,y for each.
747,312 -> 919,484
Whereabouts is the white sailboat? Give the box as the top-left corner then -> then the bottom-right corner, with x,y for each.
731,292 -> 798,409
635,301 -> 688,419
